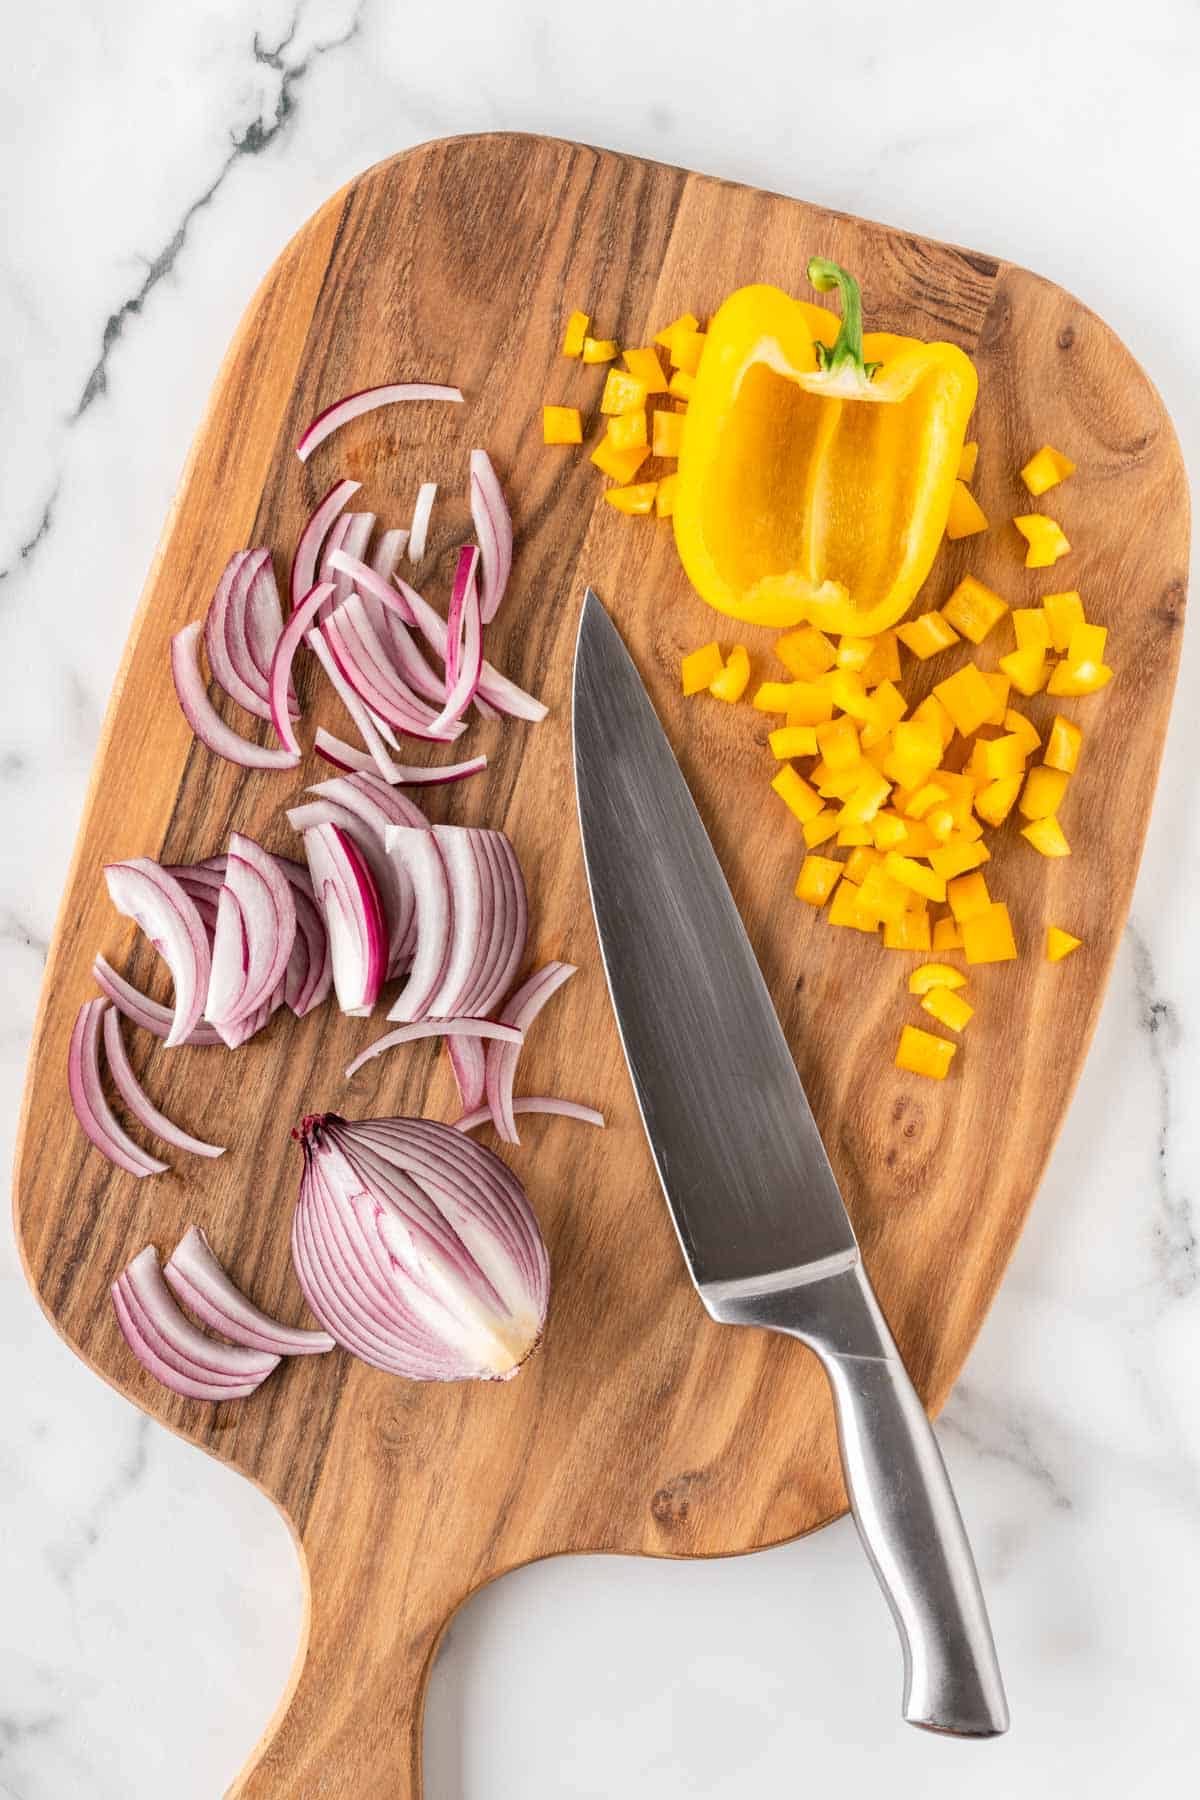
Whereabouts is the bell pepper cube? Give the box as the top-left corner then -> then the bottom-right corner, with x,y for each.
1046,659 -> 1113,696
895,1024 -> 957,1078
621,346 -> 668,393
561,309 -> 589,357
1012,608 -> 1052,652
951,810 -> 985,841
1021,445 -> 1076,497
753,680 -> 804,714
930,839 -> 990,881
681,642 -> 725,695
1043,591 -> 1086,652
904,782 -> 950,820
814,765 -> 866,803
884,911 -> 933,952
982,673 -> 1011,726
654,312 -> 701,351
1014,514 -> 1071,568
1047,926 -> 1082,962
910,693 -> 956,750
921,986 -> 975,1032
828,878 -> 879,932
591,439 -> 650,482
974,774 -> 1023,828
942,576 -> 1009,644
897,612 -> 961,659
786,683 -> 836,727
863,739 -> 893,777
933,663 -> 996,738
861,632 -> 902,688
1004,708 -> 1042,756
871,812 -> 910,852
607,409 -> 647,451
837,822 -> 873,847
794,855 -> 842,906
883,720 -> 943,788
932,916 -> 963,952
946,481 -> 989,539
600,369 -> 649,415
857,865 -> 910,924
982,734 -> 1029,781
668,369 -> 696,402
669,328 -> 707,373
861,679 -> 908,747
961,901 -> 1018,964
844,846 -> 882,884
836,635 -> 874,672
838,768 -> 893,826
1067,622 -> 1107,666
927,808 -> 957,843
947,871 -> 991,923
803,809 -> 840,848
769,724 -> 819,759
909,962 -> 968,995
1020,765 -> 1069,820
652,409 -> 686,458
816,715 -> 862,772
543,406 -> 583,444
884,852 -> 947,904
582,337 -> 619,363
709,643 -> 749,702
605,481 -> 658,515
1022,816 -> 1071,857
957,441 -> 979,482
1045,715 -> 1082,773
825,670 -> 874,720
998,646 -> 1048,697
772,765 -> 824,825
776,625 -> 838,680
655,473 -> 679,518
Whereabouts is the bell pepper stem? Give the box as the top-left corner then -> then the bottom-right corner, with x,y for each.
807,257 -> 881,381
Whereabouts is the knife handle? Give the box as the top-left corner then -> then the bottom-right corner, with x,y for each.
714,1264 -> 1009,1737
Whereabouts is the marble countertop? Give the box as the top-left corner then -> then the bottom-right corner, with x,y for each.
3,2 -> 1197,1795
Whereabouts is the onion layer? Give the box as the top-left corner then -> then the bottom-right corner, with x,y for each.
69,1000 -> 167,1177
171,623 -> 302,772
102,1008 -> 226,1158
485,962 -> 577,1144
164,1226 -> 333,1355
296,385 -> 462,464
302,822 -> 387,1015
104,858 -> 212,1048
455,1096 -> 605,1133
112,1246 -> 279,1401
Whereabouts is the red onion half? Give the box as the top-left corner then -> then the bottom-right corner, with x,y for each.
291,1114 -> 549,1382
69,1000 -> 167,1177
112,1246 -> 279,1402
164,1226 -> 333,1355
104,858 -> 212,1048
296,385 -> 463,464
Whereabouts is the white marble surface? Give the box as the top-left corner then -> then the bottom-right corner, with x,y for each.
2,1 -> 1198,1794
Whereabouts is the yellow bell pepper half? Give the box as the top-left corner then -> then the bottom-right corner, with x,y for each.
673,259 -> 978,636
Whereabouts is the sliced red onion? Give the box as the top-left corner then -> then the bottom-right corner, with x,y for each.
384,826 -> 452,1022
104,858 -> 212,1048
113,1246 -> 278,1401
274,856 -> 332,1016
267,581 -> 336,756
426,546 -> 483,734
204,552 -> 260,717
393,575 -> 547,722
427,827 -> 527,1020
203,548 -> 293,723
470,449 -> 513,625
321,600 -> 457,741
69,1000 -> 166,1177
93,954 -> 223,1046
371,528 -> 409,578
446,1035 -> 487,1110
296,385 -> 463,464
102,1008 -> 225,1158
172,623 -> 302,771
486,962 -> 577,1144
455,1097 -> 605,1133
307,620 -> 414,783
205,835 -> 297,1035
345,1017 -> 522,1079
313,729 -> 486,786
292,1114 -> 548,1381
243,555 -> 296,711
290,478 -> 360,612
326,550 -> 444,698
408,482 -> 437,562
288,788 -> 424,980
302,822 -> 387,1015
165,1226 -> 333,1355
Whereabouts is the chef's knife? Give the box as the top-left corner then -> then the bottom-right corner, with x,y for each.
572,590 -> 1008,1737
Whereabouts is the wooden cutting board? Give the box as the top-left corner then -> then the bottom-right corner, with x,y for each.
13,132 -> 1188,1796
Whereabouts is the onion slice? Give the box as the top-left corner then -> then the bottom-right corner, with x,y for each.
164,1226 -> 333,1355
446,1035 -> 487,1111
93,954 -> 223,1046
267,581 -> 336,756
393,575 -> 547,722
102,1008 -> 225,1158
205,835 -> 297,1033
302,822 -> 387,1015
274,856 -> 333,1017
113,1246 -> 279,1401
485,962 -> 577,1144
408,482 -> 437,562
470,449 -> 513,625
454,1096 -> 605,1133
290,479 -> 360,612
345,1016 -> 523,1079
426,546 -> 483,734
313,729 -> 486,787
307,623 -> 414,784
296,385 -> 463,464
104,858 -> 212,1048
69,1000 -> 166,1177
384,826 -> 452,1021
172,623 -> 302,771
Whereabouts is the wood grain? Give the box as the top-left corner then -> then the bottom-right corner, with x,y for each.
12,132 -> 1188,1797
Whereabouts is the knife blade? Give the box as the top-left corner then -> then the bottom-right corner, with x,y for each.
573,589 -> 1008,1738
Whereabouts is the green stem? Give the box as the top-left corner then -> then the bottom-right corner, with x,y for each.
806,257 -> 880,381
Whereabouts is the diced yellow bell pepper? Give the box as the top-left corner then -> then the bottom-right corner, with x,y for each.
897,612 -> 960,660
921,985 -> 974,1032
909,962 -> 968,995
836,634 -> 874,672
795,854 -> 842,906
814,764 -> 865,804
852,635 -> 896,691
709,643 -> 749,702
884,910 -> 933,952
904,782 -> 950,819
871,811 -> 910,852
863,739 -> 893,778
654,313 -> 701,351
803,809 -> 840,848
656,472 -> 679,518
1004,708 -> 1041,756
927,808 -> 957,843
776,625 -> 838,680
838,824 -> 872,846
1046,926 -> 1082,962
946,481 -> 989,539
607,409 -> 648,451
957,441 -> 979,482
844,846 -> 882,883
950,811 -> 985,841
600,369 -> 649,415
1020,765 -> 1069,820
1020,445 -> 1076,497
883,719 -> 943,789
982,733 -> 1028,780
816,715 -> 862,772
942,576 -> 1009,644
895,1023 -> 957,1078
769,724 -> 818,759
1012,608 -> 1051,652
838,768 -> 893,826
1043,591 -> 1086,652
982,673 -> 1011,726
884,852 -> 946,904
824,670 -> 872,721
932,916 -> 963,952
828,877 -> 879,932
1014,514 -> 1070,568
772,764 -> 824,825
582,337 -> 619,364
861,679 -> 908,747
652,409 -> 687,458
930,838 -> 990,880
605,481 -> 658,515
947,870 -> 991,922
591,439 -> 650,483
753,680 -> 803,714
1045,715 -> 1082,774
681,642 -> 725,695
998,646 -> 1048,696
543,405 -> 583,444
670,328 -> 707,374
622,346 -> 668,394
961,900 -> 1018,964
561,310 -> 589,357
786,683 -> 836,726
910,693 -> 955,751
1046,658 -> 1113,697
668,369 -> 696,403
858,864 -> 911,924
1067,622 -> 1107,667
932,663 -> 995,738
974,774 -> 1023,828
1022,816 -> 1070,857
